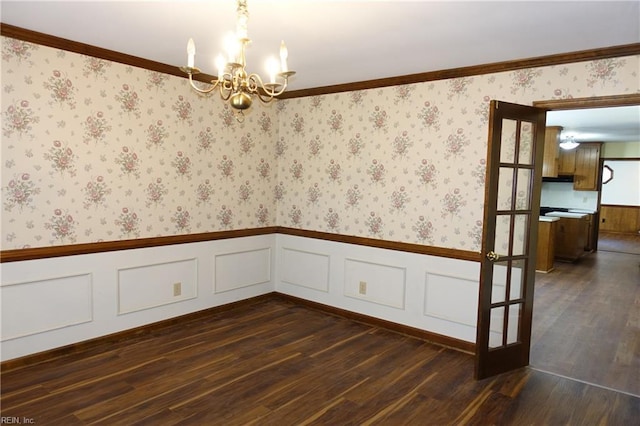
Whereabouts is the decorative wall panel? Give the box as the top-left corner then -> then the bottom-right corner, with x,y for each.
424,272 -> 478,326
280,247 -> 330,292
1,273 -> 92,340
118,258 -> 197,314
214,248 -> 271,293
344,258 -> 406,309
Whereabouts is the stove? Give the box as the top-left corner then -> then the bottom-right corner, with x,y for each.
539,207 -> 570,215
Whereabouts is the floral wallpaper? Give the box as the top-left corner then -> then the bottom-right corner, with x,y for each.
276,57 -> 639,251
2,36 -> 278,248
2,35 -> 638,251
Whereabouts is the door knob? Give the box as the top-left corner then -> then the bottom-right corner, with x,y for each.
486,251 -> 500,261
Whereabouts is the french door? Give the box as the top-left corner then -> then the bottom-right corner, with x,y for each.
475,100 -> 546,379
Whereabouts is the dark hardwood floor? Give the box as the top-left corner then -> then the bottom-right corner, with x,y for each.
531,233 -> 640,397
2,295 -> 639,425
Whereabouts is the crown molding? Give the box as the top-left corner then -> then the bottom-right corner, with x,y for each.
0,23 -> 216,84
2,23 -> 639,96
280,43 -> 640,98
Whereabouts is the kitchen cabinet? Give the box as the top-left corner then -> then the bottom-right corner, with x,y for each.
542,126 -> 562,177
558,148 -> 576,175
536,217 -> 558,272
584,213 -> 595,251
542,132 -> 600,190
573,142 -> 601,190
552,216 -> 588,262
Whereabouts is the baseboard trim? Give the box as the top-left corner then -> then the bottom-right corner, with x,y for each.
1,292 -> 476,372
274,293 -> 476,355
0,293 -> 273,372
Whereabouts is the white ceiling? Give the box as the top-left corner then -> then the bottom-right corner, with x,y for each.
1,0 -> 639,141
547,106 -> 640,143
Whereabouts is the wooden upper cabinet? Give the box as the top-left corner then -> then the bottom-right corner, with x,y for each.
558,148 -> 576,175
542,126 -> 561,177
573,142 -> 601,190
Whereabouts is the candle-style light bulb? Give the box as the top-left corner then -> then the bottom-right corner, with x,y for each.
224,32 -> 239,63
279,40 -> 288,73
267,57 -> 279,84
216,54 -> 226,80
187,38 -> 196,68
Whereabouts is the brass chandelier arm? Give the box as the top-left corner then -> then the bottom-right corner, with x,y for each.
181,68 -> 221,95
247,73 -> 290,100
254,90 -> 277,104
219,84 -> 234,101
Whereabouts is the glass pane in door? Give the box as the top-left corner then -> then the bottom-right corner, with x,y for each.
497,167 -> 514,211
489,306 -> 505,349
491,260 -> 509,304
515,168 -> 532,210
518,122 -> 534,165
509,259 -> 526,300
500,119 -> 518,164
512,214 -> 528,256
507,303 -> 523,344
494,215 -> 511,257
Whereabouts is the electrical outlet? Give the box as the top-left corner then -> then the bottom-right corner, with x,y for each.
173,282 -> 182,296
359,281 -> 367,295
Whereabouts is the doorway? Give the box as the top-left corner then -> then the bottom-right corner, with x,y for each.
529,94 -> 640,396
598,157 -> 640,255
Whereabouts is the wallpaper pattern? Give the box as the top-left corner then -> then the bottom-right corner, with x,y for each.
2,36 -> 638,251
2,37 -> 278,248
276,57 -> 638,250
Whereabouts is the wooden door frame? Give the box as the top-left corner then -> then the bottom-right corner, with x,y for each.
532,93 -> 640,251
533,93 -> 640,110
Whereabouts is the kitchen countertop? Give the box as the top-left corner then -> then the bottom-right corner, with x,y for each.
546,211 -> 588,219
539,216 -> 560,222
568,209 -> 597,214
540,207 -> 597,215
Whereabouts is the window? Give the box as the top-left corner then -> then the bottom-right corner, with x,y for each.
602,165 -> 613,184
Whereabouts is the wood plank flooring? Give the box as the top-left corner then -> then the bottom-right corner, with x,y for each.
2,296 -> 639,425
531,241 -> 640,397
597,231 -> 640,255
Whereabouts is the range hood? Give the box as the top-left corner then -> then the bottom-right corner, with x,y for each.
542,175 -> 574,183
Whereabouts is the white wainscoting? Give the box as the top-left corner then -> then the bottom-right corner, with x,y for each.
1,233 -> 481,361
275,234 -> 481,343
214,247 -> 272,293
118,258 -> 198,314
424,272 -> 478,327
280,248 -> 330,292
1,273 -> 93,341
344,258 -> 406,309
0,235 -> 276,361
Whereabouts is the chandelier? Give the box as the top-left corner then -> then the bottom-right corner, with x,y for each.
180,0 -> 295,118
